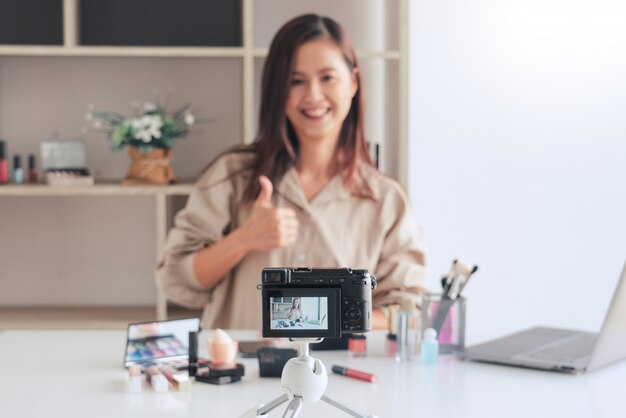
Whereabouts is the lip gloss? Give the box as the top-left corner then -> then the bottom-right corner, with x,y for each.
332,365 -> 376,383
145,365 -> 169,392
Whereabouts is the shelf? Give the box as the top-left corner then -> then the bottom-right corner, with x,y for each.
0,183 -> 194,196
0,46 -> 402,60
0,305 -> 202,330
0,45 -> 246,57
0,183 -> 194,321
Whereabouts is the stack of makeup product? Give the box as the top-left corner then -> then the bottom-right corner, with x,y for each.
190,329 -> 245,385
40,140 -> 94,186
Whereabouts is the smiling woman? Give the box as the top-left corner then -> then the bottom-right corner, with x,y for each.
285,38 -> 358,152
156,14 -> 427,331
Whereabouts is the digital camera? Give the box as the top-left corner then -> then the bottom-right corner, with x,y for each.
259,267 -> 377,339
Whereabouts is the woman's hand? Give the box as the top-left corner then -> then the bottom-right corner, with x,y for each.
240,176 -> 299,252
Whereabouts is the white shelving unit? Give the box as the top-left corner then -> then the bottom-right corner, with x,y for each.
0,0 -> 408,326
0,183 -> 194,320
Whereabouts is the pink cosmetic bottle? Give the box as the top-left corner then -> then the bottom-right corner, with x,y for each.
0,141 -> 7,184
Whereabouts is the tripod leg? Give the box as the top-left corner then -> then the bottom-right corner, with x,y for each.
320,395 -> 379,418
282,396 -> 303,418
240,393 -> 290,417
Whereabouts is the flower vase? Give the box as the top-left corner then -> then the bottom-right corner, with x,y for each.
122,148 -> 176,185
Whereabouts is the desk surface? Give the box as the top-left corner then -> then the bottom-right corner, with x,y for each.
0,329 -> 624,418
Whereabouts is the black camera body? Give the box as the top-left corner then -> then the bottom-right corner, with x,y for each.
260,267 -> 377,339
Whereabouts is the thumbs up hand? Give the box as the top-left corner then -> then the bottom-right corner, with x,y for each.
241,176 -> 299,252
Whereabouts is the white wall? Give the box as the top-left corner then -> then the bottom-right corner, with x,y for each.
409,0 -> 626,344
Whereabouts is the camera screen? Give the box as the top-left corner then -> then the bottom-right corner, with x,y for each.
269,297 -> 328,330
262,288 -> 340,338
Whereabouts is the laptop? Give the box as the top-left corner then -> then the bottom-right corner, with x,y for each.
461,260 -> 626,373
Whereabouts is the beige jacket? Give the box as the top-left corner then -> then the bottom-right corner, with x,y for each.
156,151 -> 426,330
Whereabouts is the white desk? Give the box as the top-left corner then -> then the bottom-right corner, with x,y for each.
0,329 -> 624,418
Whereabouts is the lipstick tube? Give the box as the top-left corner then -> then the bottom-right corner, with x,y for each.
331,365 -> 376,383
160,366 -> 191,391
145,365 -> 169,392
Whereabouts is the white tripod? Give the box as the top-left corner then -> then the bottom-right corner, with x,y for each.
241,338 -> 379,418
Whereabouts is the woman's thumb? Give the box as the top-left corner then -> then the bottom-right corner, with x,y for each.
255,175 -> 274,206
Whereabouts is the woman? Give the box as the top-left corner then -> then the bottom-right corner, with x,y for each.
156,14 -> 426,330
287,298 -> 304,322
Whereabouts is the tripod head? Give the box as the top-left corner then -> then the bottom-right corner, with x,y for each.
282,338 -> 327,402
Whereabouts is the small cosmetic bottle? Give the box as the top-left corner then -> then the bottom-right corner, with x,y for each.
396,298 -> 420,363
28,154 -> 38,183
188,331 -> 198,377
0,140 -> 7,184
13,155 -> 24,184
386,304 -> 399,356
420,328 -> 439,365
348,334 -> 367,357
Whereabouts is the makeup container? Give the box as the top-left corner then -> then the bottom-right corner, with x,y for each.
386,304 -> 399,356
196,363 -> 245,385
40,140 -> 94,185
396,298 -> 420,363
28,154 -> 38,183
420,328 -> 439,365
196,329 -> 245,385
13,155 -> 23,184
0,140 -> 7,184
421,293 -> 466,354
348,334 -> 367,357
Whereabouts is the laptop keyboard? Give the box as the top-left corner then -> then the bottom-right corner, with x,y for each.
524,334 -> 597,364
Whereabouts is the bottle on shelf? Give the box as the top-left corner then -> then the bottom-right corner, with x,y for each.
28,154 -> 38,183
0,140 -> 7,184
13,155 -> 24,184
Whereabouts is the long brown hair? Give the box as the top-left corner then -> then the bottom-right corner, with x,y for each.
242,14 -> 373,203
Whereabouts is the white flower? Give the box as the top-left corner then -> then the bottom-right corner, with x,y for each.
132,115 -> 163,143
85,112 -> 94,121
184,113 -> 195,126
93,120 -> 102,129
144,102 -> 158,112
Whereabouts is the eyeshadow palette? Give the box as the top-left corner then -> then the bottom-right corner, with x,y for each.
126,334 -> 187,363
123,317 -> 200,369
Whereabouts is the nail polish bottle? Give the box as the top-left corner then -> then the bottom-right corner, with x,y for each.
28,154 -> 38,183
0,141 -> 7,184
420,328 -> 439,365
386,304 -> 399,356
396,298 -> 420,363
13,155 -> 24,184
348,334 -> 367,357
